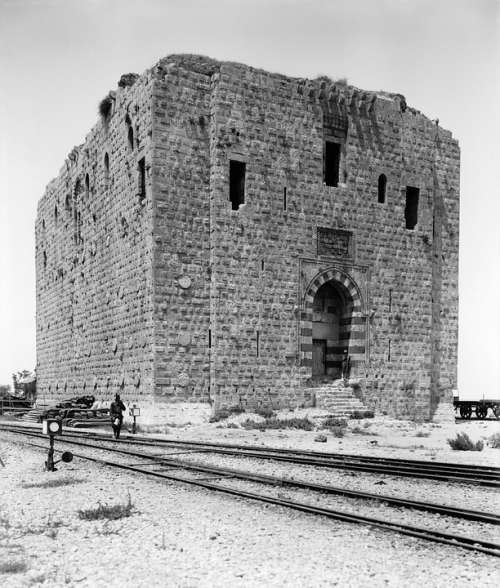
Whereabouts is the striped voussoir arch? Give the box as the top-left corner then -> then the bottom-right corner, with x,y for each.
300,268 -> 366,371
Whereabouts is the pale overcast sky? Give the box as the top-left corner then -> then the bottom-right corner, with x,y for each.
0,0 -> 498,399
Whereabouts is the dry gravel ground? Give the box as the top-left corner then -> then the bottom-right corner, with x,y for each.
0,415 -> 499,588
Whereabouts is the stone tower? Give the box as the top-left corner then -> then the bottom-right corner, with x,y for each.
35,55 -> 459,422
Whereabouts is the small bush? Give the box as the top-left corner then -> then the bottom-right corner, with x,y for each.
331,426 -> 345,438
415,430 -> 430,438
488,433 -> 500,448
351,426 -> 378,436
350,410 -> 374,419
322,416 -> 347,429
21,477 -> 82,489
447,433 -> 484,451
241,417 -> 314,431
78,494 -> 133,521
209,405 -> 244,423
98,96 -> 113,120
0,560 -> 28,574
255,406 -> 276,419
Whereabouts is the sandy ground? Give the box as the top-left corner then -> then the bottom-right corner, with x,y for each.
0,415 -> 499,587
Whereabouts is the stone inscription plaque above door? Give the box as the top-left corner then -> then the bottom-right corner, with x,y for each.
317,227 -> 353,259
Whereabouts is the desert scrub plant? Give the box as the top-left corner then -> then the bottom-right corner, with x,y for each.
241,417 -> 314,431
98,95 -> 113,120
351,426 -> 378,436
415,430 -> 430,438
78,493 -> 134,521
254,406 -> 276,419
350,410 -> 374,419
447,432 -> 484,451
488,433 -> 500,448
330,426 -> 345,438
0,560 -> 28,574
209,405 -> 245,423
21,477 -> 83,489
322,416 -> 347,430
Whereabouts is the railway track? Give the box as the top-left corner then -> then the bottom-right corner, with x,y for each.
2,425 -> 500,557
4,423 -> 498,487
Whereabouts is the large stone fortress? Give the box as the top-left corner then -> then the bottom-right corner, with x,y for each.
35,55 -> 459,422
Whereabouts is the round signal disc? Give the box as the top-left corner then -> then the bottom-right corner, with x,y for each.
49,421 -> 60,433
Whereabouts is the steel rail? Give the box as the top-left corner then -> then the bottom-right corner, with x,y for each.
55,426 -> 500,476
2,424 -> 499,485
3,426 -> 500,525
10,434 -> 500,558
5,422 -> 498,473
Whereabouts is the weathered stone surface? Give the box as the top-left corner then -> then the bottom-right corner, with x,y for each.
35,55 -> 459,422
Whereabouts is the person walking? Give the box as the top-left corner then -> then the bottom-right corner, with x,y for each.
110,394 -> 126,439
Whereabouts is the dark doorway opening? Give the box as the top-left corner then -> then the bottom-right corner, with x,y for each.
312,281 -> 352,379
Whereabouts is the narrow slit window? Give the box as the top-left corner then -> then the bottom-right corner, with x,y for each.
208,329 -> 212,349
229,160 -> 246,210
283,187 -> 287,211
324,141 -> 340,187
256,331 -> 259,357
128,126 -> 134,150
378,174 -> 387,203
405,186 -> 419,229
138,157 -> 146,203
104,153 -> 110,187
73,180 -> 82,245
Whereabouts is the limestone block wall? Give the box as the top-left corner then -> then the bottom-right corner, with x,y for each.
194,58 -> 459,420
36,72 -> 156,406
150,61 -> 212,406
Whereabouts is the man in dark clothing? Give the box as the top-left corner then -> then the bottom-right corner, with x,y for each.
110,394 -> 126,439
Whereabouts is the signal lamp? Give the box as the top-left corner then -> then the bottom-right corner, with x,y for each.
42,419 -> 62,436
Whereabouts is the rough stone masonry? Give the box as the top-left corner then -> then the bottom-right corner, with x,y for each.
35,54 -> 459,423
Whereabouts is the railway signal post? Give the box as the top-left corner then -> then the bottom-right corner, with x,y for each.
42,419 -> 73,471
129,405 -> 140,434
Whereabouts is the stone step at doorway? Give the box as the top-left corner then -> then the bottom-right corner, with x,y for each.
311,379 -> 370,416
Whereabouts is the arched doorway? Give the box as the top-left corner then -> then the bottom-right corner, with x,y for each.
312,282 -> 350,379
301,267 -> 366,381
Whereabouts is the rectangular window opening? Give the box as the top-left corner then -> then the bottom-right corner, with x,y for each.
324,141 -> 341,187
283,187 -> 287,211
138,158 -> 146,203
388,339 -> 391,362
256,331 -> 259,357
405,186 -> 419,230
229,160 -> 246,210
388,289 -> 392,312
208,329 -> 212,349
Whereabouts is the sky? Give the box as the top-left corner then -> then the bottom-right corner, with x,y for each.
0,0 -> 498,399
